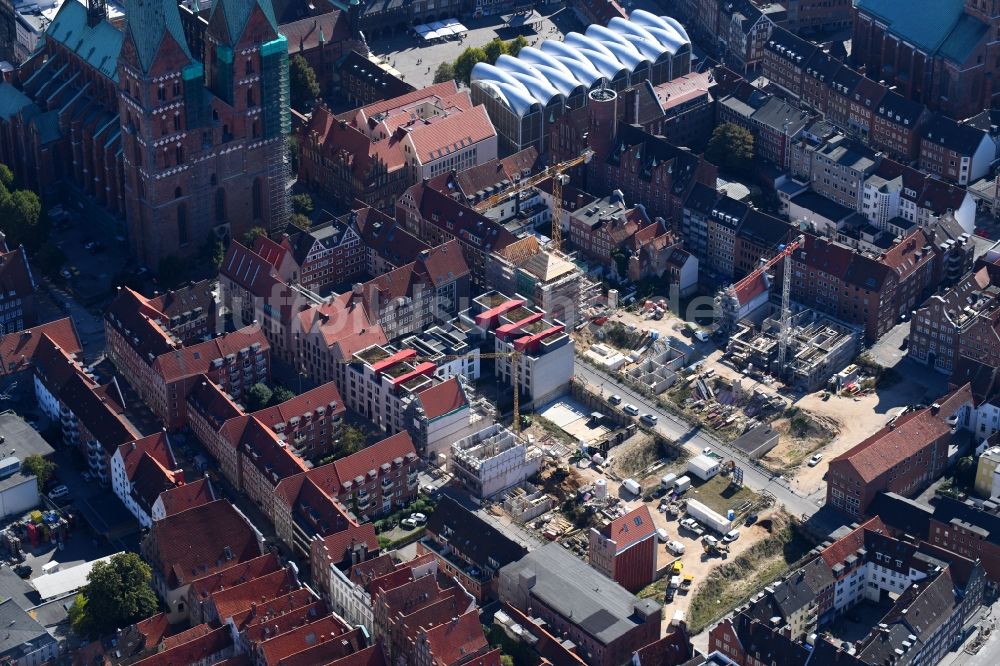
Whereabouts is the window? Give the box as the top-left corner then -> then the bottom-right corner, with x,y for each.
172,80 -> 181,96
173,112 -> 181,131
157,84 -> 165,101
247,86 -> 255,107
175,145 -> 184,164
174,186 -> 182,199
178,204 -> 188,245
215,189 -> 227,222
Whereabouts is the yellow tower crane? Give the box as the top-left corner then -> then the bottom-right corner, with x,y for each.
473,149 -> 594,253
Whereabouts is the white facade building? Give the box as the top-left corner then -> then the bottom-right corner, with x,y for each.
450,424 -> 542,498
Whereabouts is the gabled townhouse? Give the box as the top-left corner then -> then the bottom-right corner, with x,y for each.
0,317 -> 80,377
249,381 -> 345,461
717,0 -> 779,75
329,552 -> 438,633
417,496 -> 526,601
826,385 -> 972,517
0,245 -> 37,334
717,88 -> 812,169
860,159 -> 977,236
105,287 -> 270,428
919,114 -> 995,186
150,477 -> 216,522
110,432 -> 184,528
588,504 -> 658,593
141,499 -> 265,622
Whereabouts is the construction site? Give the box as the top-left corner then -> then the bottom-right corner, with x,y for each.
725,310 -> 860,392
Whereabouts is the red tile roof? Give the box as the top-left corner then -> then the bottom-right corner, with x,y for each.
240,417 -> 310,485
253,235 -> 291,270
105,288 -> 177,361
130,626 -> 232,666
59,373 -> 139,453
418,240 -> 470,288
0,318 -> 80,375
407,104 -> 496,166
155,478 -> 217,518
235,590 -> 325,639
258,616 -> 353,665
416,378 -> 466,420
599,505 -> 657,553
221,241 -> 284,298
152,325 -> 269,383
116,432 -> 175,479
297,292 -> 387,358
33,333 -> 91,396
332,431 -> 417,485
274,628 -> 368,666
315,523 -> 379,566
283,10 -> 351,55
188,552 -> 282,603
159,622 -> 213,651
210,567 -> 299,622
148,499 -> 263,588
819,517 -> 887,568
311,644 -> 387,666
251,381 -> 344,430
829,385 -> 972,482
419,609 -> 489,666
186,376 -> 245,431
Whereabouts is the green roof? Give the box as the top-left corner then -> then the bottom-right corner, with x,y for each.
939,13 -> 989,64
855,0 -> 965,53
211,0 -> 278,45
0,83 -> 33,122
124,0 -> 193,74
46,0 -> 124,81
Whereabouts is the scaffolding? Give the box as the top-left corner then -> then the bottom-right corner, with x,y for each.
261,35 -> 291,231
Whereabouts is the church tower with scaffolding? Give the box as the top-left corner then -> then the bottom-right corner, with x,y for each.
117,0 -> 290,269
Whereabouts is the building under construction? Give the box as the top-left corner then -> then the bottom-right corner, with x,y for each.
726,309 -> 860,391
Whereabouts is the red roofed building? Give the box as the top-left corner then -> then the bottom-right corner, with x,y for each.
826,387 -> 973,517
0,318 -> 80,376
239,417 -> 310,522
589,505 -> 658,592
412,611 -> 493,666
185,378 -> 248,491
141,499 -> 264,622
311,522 -> 379,597
152,478 -> 217,521
0,246 -> 37,334
106,284 -> 270,428
298,83 -> 497,215
130,626 -> 234,666
251,381 -> 345,460
344,345 -> 477,459
110,432 -> 184,528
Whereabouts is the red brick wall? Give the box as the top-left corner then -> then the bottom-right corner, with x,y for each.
612,538 -> 657,593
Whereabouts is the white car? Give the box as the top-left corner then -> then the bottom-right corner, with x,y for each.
400,517 -> 418,529
680,518 -> 701,532
623,404 -> 640,416
609,394 -> 622,405
48,485 -> 71,501
723,529 -> 740,543
666,540 -> 686,555
808,453 -> 823,467
411,512 -> 427,525
702,534 -> 719,546
640,414 -> 658,426
702,447 -> 713,456
656,528 -> 669,542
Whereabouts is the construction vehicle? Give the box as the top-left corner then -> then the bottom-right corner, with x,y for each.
473,149 -> 594,252
702,539 -> 730,558
680,574 -> 694,592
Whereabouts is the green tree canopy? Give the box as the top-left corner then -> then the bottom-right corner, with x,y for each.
507,35 -> 528,57
242,226 -> 267,247
0,164 -> 12,189
339,425 -> 366,456
246,382 -> 273,411
484,38 -> 508,65
21,455 -> 55,492
705,123 -> 755,174
270,386 -> 296,405
292,193 -> 314,215
453,47 -> 488,86
70,553 -> 159,639
289,55 -> 321,109
290,213 -> 311,231
433,62 -> 456,84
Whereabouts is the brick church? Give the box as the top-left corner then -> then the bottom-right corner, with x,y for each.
0,0 -> 291,269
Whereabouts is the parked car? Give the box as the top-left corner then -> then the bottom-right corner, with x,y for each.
744,513 -> 759,526
666,540 -> 686,555
640,413 -> 658,426
702,534 -> 719,547
622,404 -> 640,416
723,529 -> 740,543
59,268 -> 72,280
608,394 -> 622,405
48,485 -> 71,501
808,453 -> 823,467
400,517 -> 418,529
12,564 -> 31,579
411,512 -> 427,525
680,518 -> 701,533
656,528 -> 669,541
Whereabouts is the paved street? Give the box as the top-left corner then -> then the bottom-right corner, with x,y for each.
573,360 -> 825,520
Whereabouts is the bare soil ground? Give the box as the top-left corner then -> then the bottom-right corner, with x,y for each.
762,411 -> 839,472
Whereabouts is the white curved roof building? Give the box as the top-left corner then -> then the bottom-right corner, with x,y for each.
471,12 -> 691,118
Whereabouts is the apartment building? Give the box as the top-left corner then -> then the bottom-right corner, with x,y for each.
417,497 -> 526,601
800,133 -> 881,209
249,381 -> 345,461
919,114 -> 996,186
450,423 -> 541,499
110,433 -> 183,529
869,90 -> 930,162
826,387 -> 972,517
0,245 -> 36,335
589,505 -> 658,593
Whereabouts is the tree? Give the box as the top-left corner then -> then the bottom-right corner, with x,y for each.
270,386 -> 296,405
0,164 -> 12,189
22,455 -> 55,492
290,213 -> 311,230
433,62 -> 456,84
209,239 -> 226,270
507,35 -> 528,57
453,47 -> 488,86
246,382 -> 273,411
705,123 -> 754,174
484,38 -> 508,65
339,425 -> 366,456
500,655 -> 514,666
956,455 -> 976,487
243,226 -> 267,246
289,55 -> 320,110
72,553 -> 158,639
0,187 -> 44,251
292,193 -> 314,216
